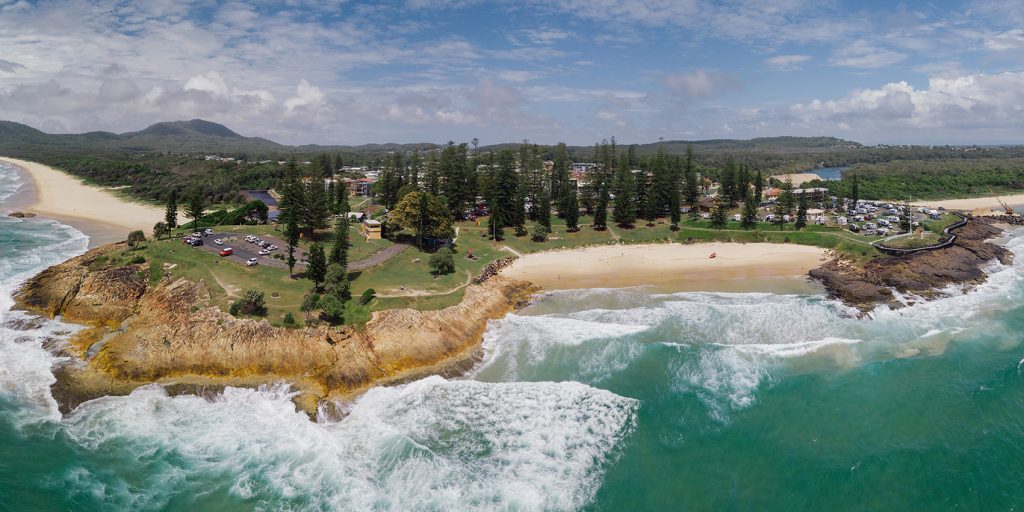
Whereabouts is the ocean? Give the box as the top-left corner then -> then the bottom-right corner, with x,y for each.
2,160 -> 1023,511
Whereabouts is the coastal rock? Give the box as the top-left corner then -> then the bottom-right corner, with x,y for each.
13,243 -> 536,415
7,211 -> 36,218
810,220 -> 1011,310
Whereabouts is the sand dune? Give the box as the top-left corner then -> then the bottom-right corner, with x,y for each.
3,157 -> 166,245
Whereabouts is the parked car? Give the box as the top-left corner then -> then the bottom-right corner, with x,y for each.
245,235 -> 256,243
268,245 -> 278,251
220,248 -> 233,257
204,228 -> 213,236
191,232 -> 202,238
214,239 -> 224,245
258,249 -> 270,255
246,258 -> 258,266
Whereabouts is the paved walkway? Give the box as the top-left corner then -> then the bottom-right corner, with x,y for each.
349,243 -> 411,271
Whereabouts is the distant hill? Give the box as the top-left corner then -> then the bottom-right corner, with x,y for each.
0,119 -> 287,155
122,119 -> 246,139
0,118 -> 860,160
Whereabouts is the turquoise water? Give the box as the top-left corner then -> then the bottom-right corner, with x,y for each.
807,166 -> 849,181
2,161 -> 1024,511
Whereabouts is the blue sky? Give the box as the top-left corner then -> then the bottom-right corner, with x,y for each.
1,0 -> 1023,145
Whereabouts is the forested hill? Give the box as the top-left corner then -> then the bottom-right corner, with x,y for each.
0,119 -> 287,156
1,119 -> 863,159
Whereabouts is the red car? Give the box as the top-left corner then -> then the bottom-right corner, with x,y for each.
219,248 -> 233,257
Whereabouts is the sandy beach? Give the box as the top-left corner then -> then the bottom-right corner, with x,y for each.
2,157 -> 166,246
914,194 -> 1024,212
773,173 -> 822,187
502,242 -> 829,293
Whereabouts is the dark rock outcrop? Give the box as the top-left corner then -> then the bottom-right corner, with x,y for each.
810,220 -> 1011,311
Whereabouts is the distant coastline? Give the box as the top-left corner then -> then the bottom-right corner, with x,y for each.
1,157 -> 165,247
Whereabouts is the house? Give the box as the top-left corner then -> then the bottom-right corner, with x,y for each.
572,162 -> 596,173
793,188 -> 830,202
360,219 -> 382,240
763,187 -> 781,200
347,212 -> 365,222
343,177 -> 374,196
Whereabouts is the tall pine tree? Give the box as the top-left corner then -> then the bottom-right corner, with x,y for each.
741,189 -> 758,229
165,189 -> 178,229
329,215 -> 349,270
684,146 -> 699,220
612,152 -> 637,226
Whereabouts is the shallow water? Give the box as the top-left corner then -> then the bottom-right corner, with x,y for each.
1,162 -> 1023,511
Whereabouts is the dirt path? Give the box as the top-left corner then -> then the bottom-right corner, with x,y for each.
211,273 -> 241,298
349,243 -> 411,271
374,270 -> 474,298
501,245 -> 524,257
605,224 -> 622,241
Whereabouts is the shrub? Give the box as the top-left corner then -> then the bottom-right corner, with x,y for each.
127,230 -> 146,248
429,247 -> 455,275
324,263 -> 350,300
282,312 -> 297,327
359,288 -> 376,305
319,293 -> 345,324
231,289 -> 267,317
531,224 -> 550,242
129,254 -> 146,264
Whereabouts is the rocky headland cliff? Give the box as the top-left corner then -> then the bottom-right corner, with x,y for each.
810,220 -> 1012,311
13,243 -> 535,415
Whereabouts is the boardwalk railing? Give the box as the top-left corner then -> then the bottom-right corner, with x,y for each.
872,214 -> 968,256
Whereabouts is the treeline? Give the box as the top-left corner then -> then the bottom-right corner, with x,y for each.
820,158 -> 1024,200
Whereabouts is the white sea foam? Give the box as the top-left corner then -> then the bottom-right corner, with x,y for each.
62,377 -> 638,511
472,313 -> 650,380
476,229 -> 1024,419
0,202 -> 90,426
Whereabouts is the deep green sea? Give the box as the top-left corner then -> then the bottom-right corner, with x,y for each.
2,160 -> 1023,511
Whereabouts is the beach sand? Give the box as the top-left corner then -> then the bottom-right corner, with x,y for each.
916,194 -> 1024,212
502,242 -> 829,293
773,173 -> 822,187
2,157 -> 166,247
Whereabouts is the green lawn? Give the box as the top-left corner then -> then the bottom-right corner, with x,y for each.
880,232 -> 946,250
923,213 -> 961,233
129,240 -> 312,326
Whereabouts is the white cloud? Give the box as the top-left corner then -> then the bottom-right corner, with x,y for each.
764,54 -> 811,70
984,29 -> 1024,51
184,71 -> 230,97
829,40 -> 906,68
791,72 -> 1024,131
663,70 -> 733,97
283,79 -> 326,114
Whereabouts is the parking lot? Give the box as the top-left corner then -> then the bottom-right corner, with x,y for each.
182,231 -> 307,270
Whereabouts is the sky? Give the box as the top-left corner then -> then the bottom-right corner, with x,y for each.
1,0 -> 1023,146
